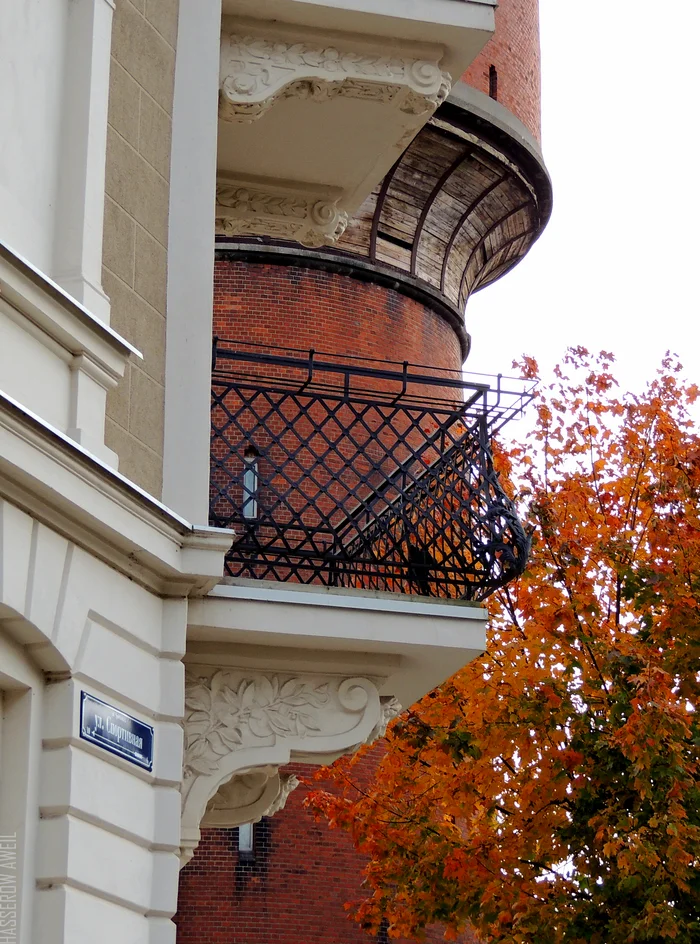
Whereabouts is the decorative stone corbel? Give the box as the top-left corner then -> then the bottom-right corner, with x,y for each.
180,669 -> 393,865
219,31 -> 451,123
215,179 -> 349,248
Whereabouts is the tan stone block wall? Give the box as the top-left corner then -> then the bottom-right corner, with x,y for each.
103,0 -> 179,497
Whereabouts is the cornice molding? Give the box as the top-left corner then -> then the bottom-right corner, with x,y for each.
0,240 -> 140,364
219,30 -> 451,123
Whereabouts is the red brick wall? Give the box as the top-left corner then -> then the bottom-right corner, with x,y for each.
210,257 -> 467,585
213,260 -> 463,373
176,763 -> 373,944
176,761 -> 480,944
463,0 -> 542,142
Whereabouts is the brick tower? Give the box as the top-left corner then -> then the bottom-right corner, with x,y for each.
176,1 -> 550,942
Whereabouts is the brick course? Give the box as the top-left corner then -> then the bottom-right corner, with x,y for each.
463,0 -> 542,142
213,260 -> 463,373
176,760 -> 480,944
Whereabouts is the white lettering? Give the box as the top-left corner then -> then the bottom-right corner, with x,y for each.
105,719 -> 143,750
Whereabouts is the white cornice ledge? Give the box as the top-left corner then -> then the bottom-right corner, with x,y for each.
0,240 -> 144,463
187,579 -> 487,709
0,240 -> 140,370
0,391 -> 233,596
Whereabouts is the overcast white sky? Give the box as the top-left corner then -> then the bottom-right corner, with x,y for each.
467,0 -> 700,400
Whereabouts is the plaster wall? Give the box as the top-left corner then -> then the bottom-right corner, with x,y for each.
0,2 -> 67,273
103,0 -> 180,498
0,499 -> 189,944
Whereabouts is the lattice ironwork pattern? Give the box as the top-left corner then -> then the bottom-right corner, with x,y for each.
210,341 -> 533,600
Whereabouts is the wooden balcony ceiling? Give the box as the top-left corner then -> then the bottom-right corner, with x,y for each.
335,98 -> 552,311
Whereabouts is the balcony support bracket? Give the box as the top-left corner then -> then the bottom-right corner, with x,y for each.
180,663 -> 400,866
219,28 -> 451,124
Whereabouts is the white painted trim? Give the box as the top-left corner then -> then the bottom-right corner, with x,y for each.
51,0 -> 115,322
211,578 -> 484,621
0,240 -> 140,360
0,390 -> 233,595
162,0 -> 223,524
0,389 -> 189,529
0,239 -> 131,461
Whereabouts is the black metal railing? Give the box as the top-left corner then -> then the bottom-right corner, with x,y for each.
210,340 -> 534,600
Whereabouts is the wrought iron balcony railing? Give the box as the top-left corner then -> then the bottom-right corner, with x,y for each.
210,340 -> 533,600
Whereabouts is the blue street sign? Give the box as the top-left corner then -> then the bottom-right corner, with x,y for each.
80,692 -> 154,771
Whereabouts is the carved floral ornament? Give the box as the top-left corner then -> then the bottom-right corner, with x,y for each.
215,181 -> 349,247
184,672 -> 336,780
180,668 -> 399,865
219,32 -> 452,122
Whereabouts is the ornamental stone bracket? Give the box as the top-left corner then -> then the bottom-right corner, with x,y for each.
219,28 -> 452,124
180,667 -> 401,866
215,178 -> 349,248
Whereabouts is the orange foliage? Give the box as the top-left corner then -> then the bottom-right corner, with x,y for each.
307,350 -> 700,944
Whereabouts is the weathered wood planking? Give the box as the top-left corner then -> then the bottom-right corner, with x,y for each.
330,110 -> 547,319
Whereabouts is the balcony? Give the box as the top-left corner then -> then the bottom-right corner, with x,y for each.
215,1 -> 496,247
210,340 -> 532,599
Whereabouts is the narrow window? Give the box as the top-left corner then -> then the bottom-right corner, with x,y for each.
489,64 -> 498,101
242,446 -> 259,520
238,822 -> 254,852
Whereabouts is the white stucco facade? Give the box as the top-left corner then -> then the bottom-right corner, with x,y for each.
0,2 -> 494,941
0,1 -> 68,276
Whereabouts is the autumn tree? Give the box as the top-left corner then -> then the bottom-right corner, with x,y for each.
307,349 -> 700,944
